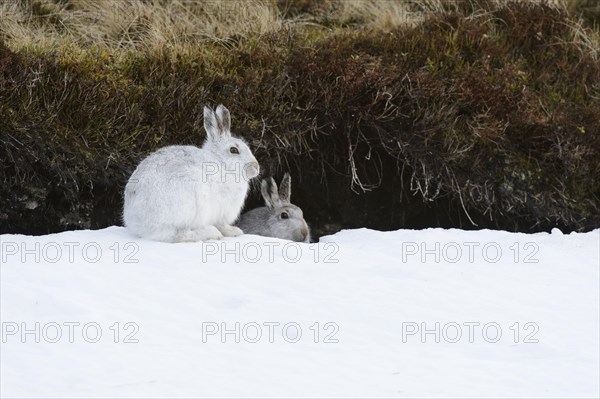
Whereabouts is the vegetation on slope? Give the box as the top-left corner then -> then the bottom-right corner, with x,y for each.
1,0 -> 599,236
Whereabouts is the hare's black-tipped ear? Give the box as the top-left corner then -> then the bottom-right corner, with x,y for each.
215,104 -> 231,135
261,177 -> 280,209
279,173 -> 291,203
204,106 -> 219,142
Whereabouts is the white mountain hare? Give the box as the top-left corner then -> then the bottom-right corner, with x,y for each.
123,104 -> 260,242
237,173 -> 311,243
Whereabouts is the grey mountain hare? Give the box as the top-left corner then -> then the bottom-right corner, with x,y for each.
123,105 -> 260,242
237,174 -> 311,243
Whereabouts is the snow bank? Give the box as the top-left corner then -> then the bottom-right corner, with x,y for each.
1,226 -> 598,397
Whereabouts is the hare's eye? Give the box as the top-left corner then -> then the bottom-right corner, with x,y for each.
230,147 -> 239,154
281,212 -> 289,219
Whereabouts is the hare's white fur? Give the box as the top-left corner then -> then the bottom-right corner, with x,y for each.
123,105 -> 259,242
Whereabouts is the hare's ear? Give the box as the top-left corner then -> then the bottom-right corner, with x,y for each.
215,104 -> 231,136
279,173 -> 291,203
204,106 -> 219,142
261,177 -> 280,209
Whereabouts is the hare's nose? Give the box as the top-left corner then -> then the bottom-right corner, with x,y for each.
301,225 -> 308,238
246,161 -> 260,178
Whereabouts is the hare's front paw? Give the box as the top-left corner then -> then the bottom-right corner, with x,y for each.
177,226 -> 223,242
216,224 -> 244,237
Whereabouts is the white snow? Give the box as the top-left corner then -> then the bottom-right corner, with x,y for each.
1,226 -> 598,398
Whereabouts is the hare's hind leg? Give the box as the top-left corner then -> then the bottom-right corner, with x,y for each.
176,225 -> 224,242
215,224 -> 243,237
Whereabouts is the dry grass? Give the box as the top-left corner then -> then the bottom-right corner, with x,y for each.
2,1 -> 595,54
0,0 -> 285,51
